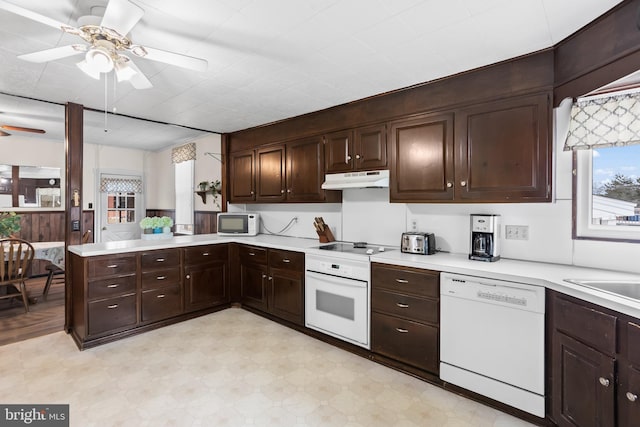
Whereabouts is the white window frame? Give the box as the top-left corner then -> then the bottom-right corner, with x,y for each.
574,149 -> 640,241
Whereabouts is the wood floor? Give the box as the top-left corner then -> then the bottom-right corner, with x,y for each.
0,274 -> 65,347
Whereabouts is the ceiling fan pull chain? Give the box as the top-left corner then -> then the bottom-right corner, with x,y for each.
104,74 -> 108,133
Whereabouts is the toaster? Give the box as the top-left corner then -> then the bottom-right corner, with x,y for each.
401,232 -> 436,255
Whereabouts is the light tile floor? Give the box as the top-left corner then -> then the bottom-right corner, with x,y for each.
1,308 -> 537,426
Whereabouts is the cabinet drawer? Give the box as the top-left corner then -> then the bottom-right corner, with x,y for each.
184,244 -> 227,266
88,255 -> 136,278
88,293 -> 137,336
554,295 -> 617,355
238,245 -> 267,265
141,267 -> 181,290
88,274 -> 136,300
372,311 -> 439,374
141,249 -> 180,269
141,284 -> 182,323
268,249 -> 304,271
372,263 -> 439,298
371,289 -> 438,324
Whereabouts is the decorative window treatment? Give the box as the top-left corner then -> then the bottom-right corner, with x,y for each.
174,159 -> 194,235
99,177 -> 142,193
171,142 -> 196,164
564,92 -> 640,150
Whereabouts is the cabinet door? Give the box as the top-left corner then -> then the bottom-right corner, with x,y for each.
354,124 -> 387,170
229,150 -> 255,202
184,260 -> 228,312
269,267 -> 303,325
286,136 -> 326,202
552,333 -> 615,427
256,145 -> 286,202
389,113 -> 454,202
240,262 -> 268,311
325,129 -> 353,173
619,364 -> 640,427
455,93 -> 551,202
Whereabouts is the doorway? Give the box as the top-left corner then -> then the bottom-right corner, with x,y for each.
97,172 -> 144,242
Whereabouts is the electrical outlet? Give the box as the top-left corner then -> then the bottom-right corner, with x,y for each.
505,225 -> 529,240
410,219 -> 418,231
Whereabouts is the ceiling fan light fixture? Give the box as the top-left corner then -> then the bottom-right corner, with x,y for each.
85,46 -> 114,73
76,59 -> 101,79
115,61 -> 136,82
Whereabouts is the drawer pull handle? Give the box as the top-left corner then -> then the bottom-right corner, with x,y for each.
156,276 -> 166,280
156,258 -> 165,262
157,294 -> 166,299
599,377 -> 610,387
106,284 -> 119,288
395,279 -> 409,284
282,259 -> 291,263
249,252 -> 255,256
202,252 -> 210,256
107,264 -> 118,268
627,392 -> 638,402
107,304 -> 118,309
396,303 -> 409,308
395,328 -> 409,333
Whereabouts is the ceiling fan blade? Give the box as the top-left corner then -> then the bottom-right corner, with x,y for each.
0,0 -> 77,32
1,125 -> 45,134
136,46 -> 208,72
116,57 -> 152,89
18,44 -> 86,63
101,0 -> 144,36
0,130 -> 10,137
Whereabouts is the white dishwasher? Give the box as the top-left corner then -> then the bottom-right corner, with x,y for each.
440,272 -> 545,418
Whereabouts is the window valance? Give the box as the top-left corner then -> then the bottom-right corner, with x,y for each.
100,177 -> 142,193
564,92 -> 640,151
171,142 -> 196,164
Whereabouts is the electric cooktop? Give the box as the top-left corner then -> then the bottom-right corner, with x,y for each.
315,241 -> 393,255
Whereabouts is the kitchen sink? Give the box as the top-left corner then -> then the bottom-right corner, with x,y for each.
563,279 -> 640,301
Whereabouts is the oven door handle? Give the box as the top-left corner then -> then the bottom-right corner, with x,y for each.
305,270 -> 368,288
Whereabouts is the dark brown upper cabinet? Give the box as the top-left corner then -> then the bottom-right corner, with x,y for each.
325,124 -> 387,173
229,149 -> 256,202
389,113 -> 455,202
455,92 -> 551,203
228,137 -> 339,204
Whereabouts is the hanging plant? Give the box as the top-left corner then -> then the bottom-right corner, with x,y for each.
0,212 -> 21,238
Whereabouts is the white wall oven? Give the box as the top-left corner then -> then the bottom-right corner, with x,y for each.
305,242 -> 389,349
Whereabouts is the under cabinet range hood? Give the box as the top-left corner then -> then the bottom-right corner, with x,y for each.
321,170 -> 389,190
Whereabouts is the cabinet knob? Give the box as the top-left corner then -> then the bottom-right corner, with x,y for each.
460,180 -> 467,187
396,302 -> 409,308
446,181 -> 453,188
268,276 -> 273,281
262,274 -> 267,279
627,392 -> 638,402
346,155 -> 352,161
395,328 -> 409,333
355,154 -> 361,159
287,189 -> 291,193
281,189 -> 285,194
186,274 -> 191,279
250,191 -> 254,195
599,377 -> 610,387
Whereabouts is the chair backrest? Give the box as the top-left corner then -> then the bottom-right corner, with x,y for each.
0,238 -> 35,282
82,230 -> 92,244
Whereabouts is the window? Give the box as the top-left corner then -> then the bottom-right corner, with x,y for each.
106,192 -> 136,224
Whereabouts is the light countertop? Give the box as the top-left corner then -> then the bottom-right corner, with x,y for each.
69,234 -> 640,319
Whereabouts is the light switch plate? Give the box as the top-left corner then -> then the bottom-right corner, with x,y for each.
505,225 -> 529,240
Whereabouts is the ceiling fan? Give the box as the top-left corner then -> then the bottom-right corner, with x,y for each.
0,0 -> 208,89
0,124 -> 46,137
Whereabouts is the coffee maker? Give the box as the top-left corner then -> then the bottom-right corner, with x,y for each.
469,214 -> 500,262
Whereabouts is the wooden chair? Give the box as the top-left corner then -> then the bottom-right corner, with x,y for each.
42,230 -> 91,301
0,238 -> 35,313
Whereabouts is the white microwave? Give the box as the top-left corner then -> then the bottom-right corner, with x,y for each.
217,213 -> 260,236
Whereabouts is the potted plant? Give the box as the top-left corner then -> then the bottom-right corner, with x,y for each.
139,216 -> 155,234
0,212 -> 21,238
198,181 -> 209,191
159,216 -> 173,233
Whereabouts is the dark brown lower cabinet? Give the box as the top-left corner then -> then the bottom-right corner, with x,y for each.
184,244 -> 229,312
141,284 -> 182,323
550,291 -> 640,427
238,244 -> 304,326
87,293 -> 137,336
370,263 -> 439,375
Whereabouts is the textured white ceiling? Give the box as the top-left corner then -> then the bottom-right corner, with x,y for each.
0,0 -> 625,150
